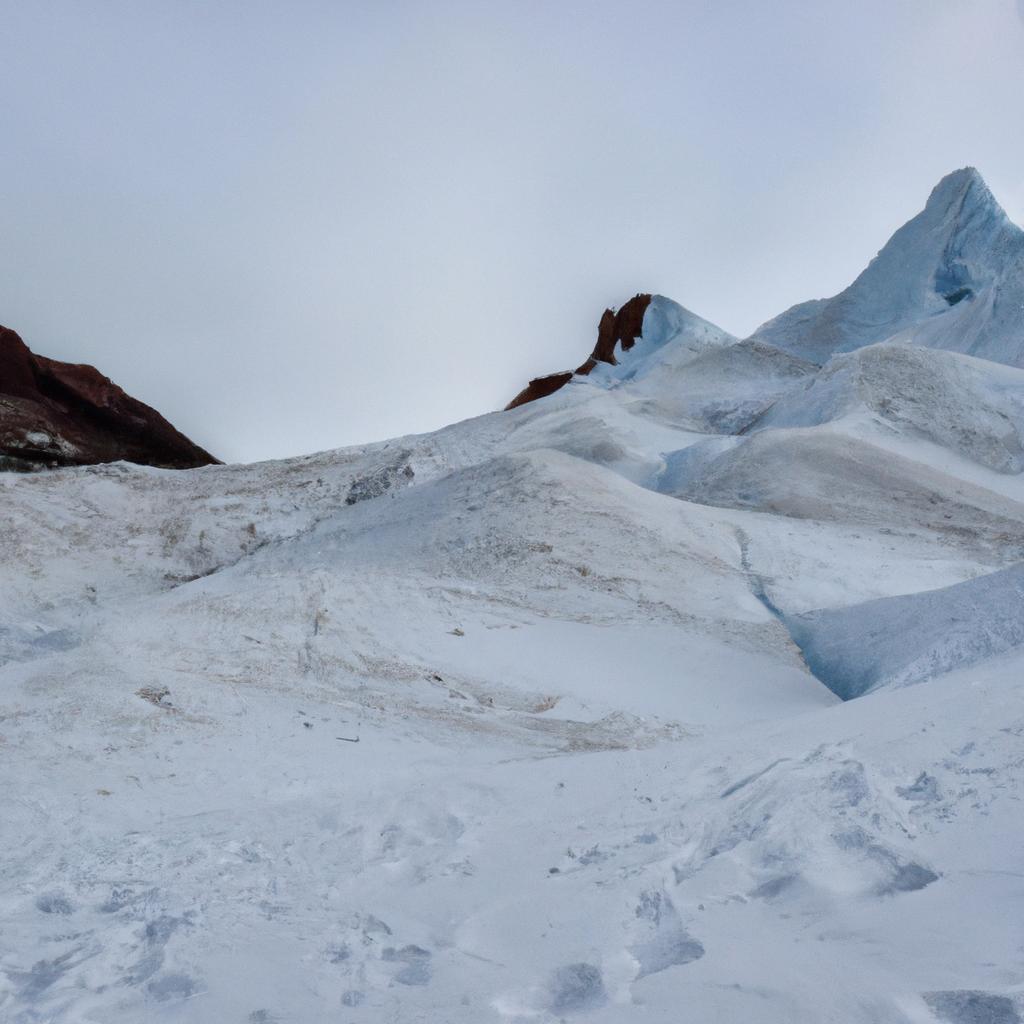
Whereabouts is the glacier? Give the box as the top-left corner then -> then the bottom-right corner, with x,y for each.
2,169 -> 1024,1023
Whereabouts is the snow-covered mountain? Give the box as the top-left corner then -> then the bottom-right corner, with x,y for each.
2,169 -> 1024,1024
749,167 -> 1024,367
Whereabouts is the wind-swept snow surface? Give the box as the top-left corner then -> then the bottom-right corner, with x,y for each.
3,169 -> 1024,1023
753,342 -> 1024,474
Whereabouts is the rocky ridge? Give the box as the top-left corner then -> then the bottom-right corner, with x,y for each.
0,325 -> 217,470
505,293 -> 652,409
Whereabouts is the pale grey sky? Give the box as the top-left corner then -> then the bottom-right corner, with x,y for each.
2,1 -> 1023,462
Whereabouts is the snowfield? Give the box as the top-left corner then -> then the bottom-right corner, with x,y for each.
3,168 -> 1024,1023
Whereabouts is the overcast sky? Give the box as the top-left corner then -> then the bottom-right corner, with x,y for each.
2,1 -> 1024,463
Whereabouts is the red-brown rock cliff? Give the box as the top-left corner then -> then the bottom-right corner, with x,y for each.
1,324 -> 218,470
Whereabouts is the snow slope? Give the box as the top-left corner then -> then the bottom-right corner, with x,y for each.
3,168 -> 1024,1023
752,341 -> 1024,474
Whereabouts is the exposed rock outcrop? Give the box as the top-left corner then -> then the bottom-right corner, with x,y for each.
0,324 -> 218,470
504,371 -> 575,411
506,294 -> 652,410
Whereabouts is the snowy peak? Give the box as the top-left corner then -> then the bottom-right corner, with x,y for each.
748,168 -> 1024,367
923,165 -> 1009,228
914,166 -> 1016,296
924,165 -> 993,214
584,295 -> 736,384
505,294 -> 734,409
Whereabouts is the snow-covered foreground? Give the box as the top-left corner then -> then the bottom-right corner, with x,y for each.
3,168 -> 1024,1022
3,618 -> 1022,1023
